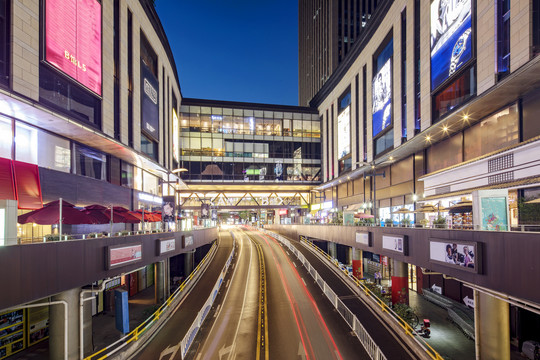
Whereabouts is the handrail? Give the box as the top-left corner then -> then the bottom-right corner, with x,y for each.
84,240 -> 219,360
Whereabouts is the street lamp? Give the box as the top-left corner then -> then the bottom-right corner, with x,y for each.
354,161 -> 386,225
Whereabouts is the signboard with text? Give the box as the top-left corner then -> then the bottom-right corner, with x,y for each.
141,61 -> 159,141
355,231 -> 371,246
382,234 -> 408,255
45,0 -> 102,95
157,238 -> 175,255
107,244 -> 142,269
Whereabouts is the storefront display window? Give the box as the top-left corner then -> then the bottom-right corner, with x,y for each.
142,170 -> 159,195
73,144 -> 106,181
0,117 -> 12,159
15,122 -> 37,165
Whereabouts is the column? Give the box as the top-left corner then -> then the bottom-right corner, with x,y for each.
391,259 -> 409,305
0,200 -> 18,245
474,290 -> 510,360
327,241 -> 337,259
49,288 -> 83,360
352,247 -> 363,279
184,252 -> 194,278
155,261 -> 165,304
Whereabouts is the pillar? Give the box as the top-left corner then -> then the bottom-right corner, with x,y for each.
352,248 -> 363,280
155,261 -> 165,304
82,292 -> 93,356
0,200 -> 18,246
391,259 -> 409,305
184,251 -> 194,276
474,290 -> 510,360
327,242 -> 337,259
49,288 -> 88,360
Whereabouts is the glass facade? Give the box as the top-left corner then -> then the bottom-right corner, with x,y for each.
179,103 -> 321,183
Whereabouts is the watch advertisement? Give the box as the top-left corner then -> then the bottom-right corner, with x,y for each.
45,0 -> 102,95
430,0 -> 472,90
337,106 -> 351,159
141,61 -> 160,142
372,59 -> 392,137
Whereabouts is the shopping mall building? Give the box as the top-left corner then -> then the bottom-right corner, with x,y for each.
0,0 -> 539,359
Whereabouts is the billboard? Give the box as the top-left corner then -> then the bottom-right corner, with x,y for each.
429,239 -> 480,273
107,244 -> 142,269
382,234 -> 408,255
45,0 -> 102,95
372,59 -> 392,137
430,0 -> 472,90
141,61 -> 160,141
172,109 -> 180,163
337,106 -> 351,159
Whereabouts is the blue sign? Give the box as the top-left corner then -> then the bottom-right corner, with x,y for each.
430,0 -> 472,90
114,289 -> 129,334
141,61 -> 159,141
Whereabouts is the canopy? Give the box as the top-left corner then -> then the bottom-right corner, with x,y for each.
448,200 -> 473,214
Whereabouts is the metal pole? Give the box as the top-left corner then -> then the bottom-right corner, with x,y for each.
110,205 -> 113,237
373,174 -> 377,226
59,198 -> 63,241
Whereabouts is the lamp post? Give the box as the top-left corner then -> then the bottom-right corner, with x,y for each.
355,161 -> 386,225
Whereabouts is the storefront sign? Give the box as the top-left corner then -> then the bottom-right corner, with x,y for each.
310,203 -> 321,211
278,209 -> 288,215
158,238 -> 175,255
141,61 -> 159,141
381,256 -> 388,267
382,234 -> 408,255
45,0 -> 102,95
429,238 -> 481,273
107,244 -> 142,269
355,231 -> 371,246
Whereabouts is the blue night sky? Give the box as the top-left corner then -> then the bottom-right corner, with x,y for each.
155,0 -> 299,106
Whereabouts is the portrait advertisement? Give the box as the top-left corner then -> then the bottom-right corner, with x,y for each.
162,196 -> 175,223
372,59 -> 392,137
337,106 -> 351,159
430,0 -> 472,90
430,239 -> 480,272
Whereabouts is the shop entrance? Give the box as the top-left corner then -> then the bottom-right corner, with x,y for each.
408,264 -> 417,291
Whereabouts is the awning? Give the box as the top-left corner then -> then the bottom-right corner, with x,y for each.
0,157 -> 16,201
13,160 -> 43,210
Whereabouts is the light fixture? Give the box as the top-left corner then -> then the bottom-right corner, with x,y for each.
426,135 -> 431,142
172,168 -> 188,173
463,115 -> 469,120
443,125 -> 448,132
412,194 -> 418,201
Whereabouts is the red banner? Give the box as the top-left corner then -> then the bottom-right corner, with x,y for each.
352,259 -> 363,280
391,276 -> 409,305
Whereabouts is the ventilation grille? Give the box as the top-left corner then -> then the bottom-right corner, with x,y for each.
488,153 -> 513,173
488,171 -> 514,185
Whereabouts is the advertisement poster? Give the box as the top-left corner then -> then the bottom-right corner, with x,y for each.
201,204 -> 210,219
45,0 -> 102,95
430,0 -> 472,90
109,245 -> 142,268
481,197 -> 508,231
343,211 -> 355,226
162,196 -> 175,224
141,61 -> 160,141
337,106 -> 350,159
27,306 -> 49,346
372,59 -> 392,137
159,239 -> 175,255
352,259 -> 363,280
382,235 -> 406,254
430,240 -> 476,270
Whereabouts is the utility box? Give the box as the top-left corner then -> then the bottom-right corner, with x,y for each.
115,289 -> 129,335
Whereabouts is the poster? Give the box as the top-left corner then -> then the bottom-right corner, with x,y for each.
162,196 -> 175,224
141,61 -> 159,141
431,0 -> 472,90
430,240 -> 477,271
481,197 -> 508,231
337,106 -> 350,159
109,244 -> 142,268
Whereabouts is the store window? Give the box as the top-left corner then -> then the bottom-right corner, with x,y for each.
37,129 -> 70,173
121,162 -> 133,188
293,120 -> 303,137
142,170 -> 159,195
15,122 -> 38,164
73,144 -> 107,180
464,105 -> 519,160
283,119 -> 291,136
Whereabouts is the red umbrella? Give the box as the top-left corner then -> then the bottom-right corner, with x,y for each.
18,200 -> 98,225
130,209 -> 158,222
81,205 -> 110,224
110,206 -> 140,223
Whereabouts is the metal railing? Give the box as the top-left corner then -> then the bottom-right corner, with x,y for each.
84,239 -> 221,360
178,232 -> 236,359
261,229 -> 445,360
305,222 -> 540,233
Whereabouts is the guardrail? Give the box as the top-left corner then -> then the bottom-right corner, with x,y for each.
84,240 -> 220,360
261,229 -> 445,360
179,232 -> 236,359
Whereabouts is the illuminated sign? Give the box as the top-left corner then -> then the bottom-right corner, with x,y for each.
158,238 -> 175,255
337,106 -> 350,159
108,244 -> 142,269
430,0 -> 472,90
355,232 -> 372,246
429,238 -> 480,273
141,61 -> 159,141
246,168 -> 260,175
211,115 -> 223,121
322,201 -> 333,210
382,234 -> 408,255
172,109 -> 180,162
372,59 -> 392,137
310,204 -> 321,211
45,0 -> 102,95
278,209 -> 288,215
138,192 -> 162,204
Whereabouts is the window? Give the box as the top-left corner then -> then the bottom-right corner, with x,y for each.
40,65 -> 102,127
534,0 -> 540,55
0,116 -> 11,158
141,133 -> 158,160
374,128 -> 394,156
497,0 -> 511,77
433,67 -> 476,120
121,162 -> 133,188
401,8 -> 407,140
73,144 -> 107,180
0,0 -> 9,87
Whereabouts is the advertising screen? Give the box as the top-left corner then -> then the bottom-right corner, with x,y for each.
172,109 -> 180,163
429,239 -> 478,272
372,59 -> 392,137
430,0 -> 472,90
337,106 -> 350,159
141,62 -> 160,141
45,0 -> 102,95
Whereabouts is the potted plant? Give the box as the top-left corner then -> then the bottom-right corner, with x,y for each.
401,216 -> 411,227
419,218 -> 430,228
433,216 -> 447,229
384,218 -> 393,227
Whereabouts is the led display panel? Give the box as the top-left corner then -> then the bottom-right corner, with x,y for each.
45,0 -> 102,95
172,108 -> 180,162
372,59 -> 392,137
430,0 -> 472,91
337,106 -> 350,159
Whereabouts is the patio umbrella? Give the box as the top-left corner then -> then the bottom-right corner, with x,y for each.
17,199 -> 98,225
129,209 -> 156,222
354,212 -> 374,219
81,205 -> 111,224
525,198 -> 540,204
414,204 -> 438,213
448,200 -> 473,214
393,207 -> 413,223
110,206 -> 140,223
